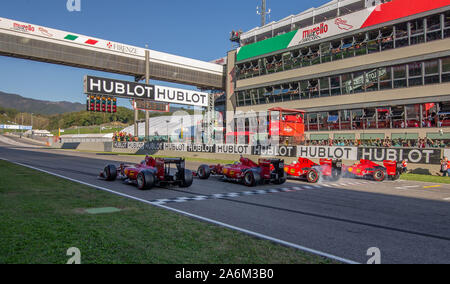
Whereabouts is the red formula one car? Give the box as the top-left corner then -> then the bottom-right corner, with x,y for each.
284,158 -> 342,183
195,157 -> 287,187
100,156 -> 193,190
343,159 -> 403,181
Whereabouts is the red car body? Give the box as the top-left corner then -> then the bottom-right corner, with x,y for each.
100,156 -> 193,190
343,159 -> 402,181
284,158 -> 342,183
196,157 -> 287,187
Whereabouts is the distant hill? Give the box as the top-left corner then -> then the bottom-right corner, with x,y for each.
0,91 -> 85,115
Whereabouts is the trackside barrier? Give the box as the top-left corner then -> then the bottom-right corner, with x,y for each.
108,142 -> 444,165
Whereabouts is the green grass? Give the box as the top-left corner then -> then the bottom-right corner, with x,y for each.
401,173 -> 450,184
0,160 -> 334,264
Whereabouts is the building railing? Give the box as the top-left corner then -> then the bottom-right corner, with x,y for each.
236,11 -> 450,80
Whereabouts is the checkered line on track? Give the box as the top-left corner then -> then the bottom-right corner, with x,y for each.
149,186 -> 307,205
148,179 -> 405,205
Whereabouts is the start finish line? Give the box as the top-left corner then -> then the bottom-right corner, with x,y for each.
84,75 -> 209,107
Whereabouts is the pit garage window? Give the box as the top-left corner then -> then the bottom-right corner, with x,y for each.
408,19 -> 424,45
320,77 -> 330,97
352,109 -> 364,130
391,106 -> 406,128
422,103 -> 438,127
393,65 -> 407,89
330,75 -> 341,96
406,105 -> 420,128
408,62 -> 423,87
442,57 -> 450,83
340,110 -> 351,130
365,68 -> 379,92
364,108 -> 377,129
427,14 -> 442,42
445,11 -> 450,38
352,70 -> 366,94
379,67 -> 392,90
424,59 -> 439,85
308,79 -> 319,99
341,73 -> 353,95
380,26 -> 394,50
317,112 -> 329,131
320,43 -> 332,63
307,113 -> 318,131
394,22 -> 409,47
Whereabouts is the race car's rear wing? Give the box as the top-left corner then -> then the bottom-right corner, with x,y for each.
259,158 -> 285,176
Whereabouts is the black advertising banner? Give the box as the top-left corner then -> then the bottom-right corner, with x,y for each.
296,146 -> 358,160
84,75 -> 155,99
252,145 -> 297,157
112,143 -> 442,165
186,144 -> 216,153
358,148 -> 442,165
113,142 -> 128,149
84,75 -> 209,106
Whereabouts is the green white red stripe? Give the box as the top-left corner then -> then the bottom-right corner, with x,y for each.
237,0 -> 450,62
64,34 -> 98,45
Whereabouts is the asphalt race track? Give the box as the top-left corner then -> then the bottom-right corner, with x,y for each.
0,137 -> 449,264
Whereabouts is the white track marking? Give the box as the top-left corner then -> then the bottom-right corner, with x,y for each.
395,185 -> 420,190
0,158 -> 359,264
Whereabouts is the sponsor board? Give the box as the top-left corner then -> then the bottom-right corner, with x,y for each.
358,148 -> 442,165
113,142 -> 128,149
215,144 -> 252,155
252,145 -> 297,157
153,85 -> 209,107
186,144 -> 216,153
84,75 -> 209,107
0,125 -> 32,130
164,143 -> 187,152
297,146 -> 358,160
84,76 -> 154,99
111,142 -> 443,164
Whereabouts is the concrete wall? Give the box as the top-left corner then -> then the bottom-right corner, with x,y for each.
52,142 -> 444,175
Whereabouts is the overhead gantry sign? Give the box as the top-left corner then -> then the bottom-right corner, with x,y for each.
84,75 -> 210,107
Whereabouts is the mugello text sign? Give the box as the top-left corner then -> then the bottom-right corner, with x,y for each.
84,76 -> 209,107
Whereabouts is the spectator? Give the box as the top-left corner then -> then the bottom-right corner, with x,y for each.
401,160 -> 408,174
441,157 -> 450,177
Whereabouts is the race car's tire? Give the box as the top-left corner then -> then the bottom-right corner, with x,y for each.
197,165 -> 211,180
373,170 -> 385,182
137,170 -> 155,190
327,168 -> 341,182
306,169 -> 320,183
274,171 -> 287,185
243,171 -> 261,187
104,165 -> 117,181
390,171 -> 401,181
180,170 -> 194,188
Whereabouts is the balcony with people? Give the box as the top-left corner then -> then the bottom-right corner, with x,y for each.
236,12 -> 450,81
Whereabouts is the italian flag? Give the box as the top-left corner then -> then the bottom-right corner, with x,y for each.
64,34 -> 98,46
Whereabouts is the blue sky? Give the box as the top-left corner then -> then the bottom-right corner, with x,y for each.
0,0 -> 329,106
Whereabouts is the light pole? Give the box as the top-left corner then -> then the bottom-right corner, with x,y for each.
166,120 -> 170,142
